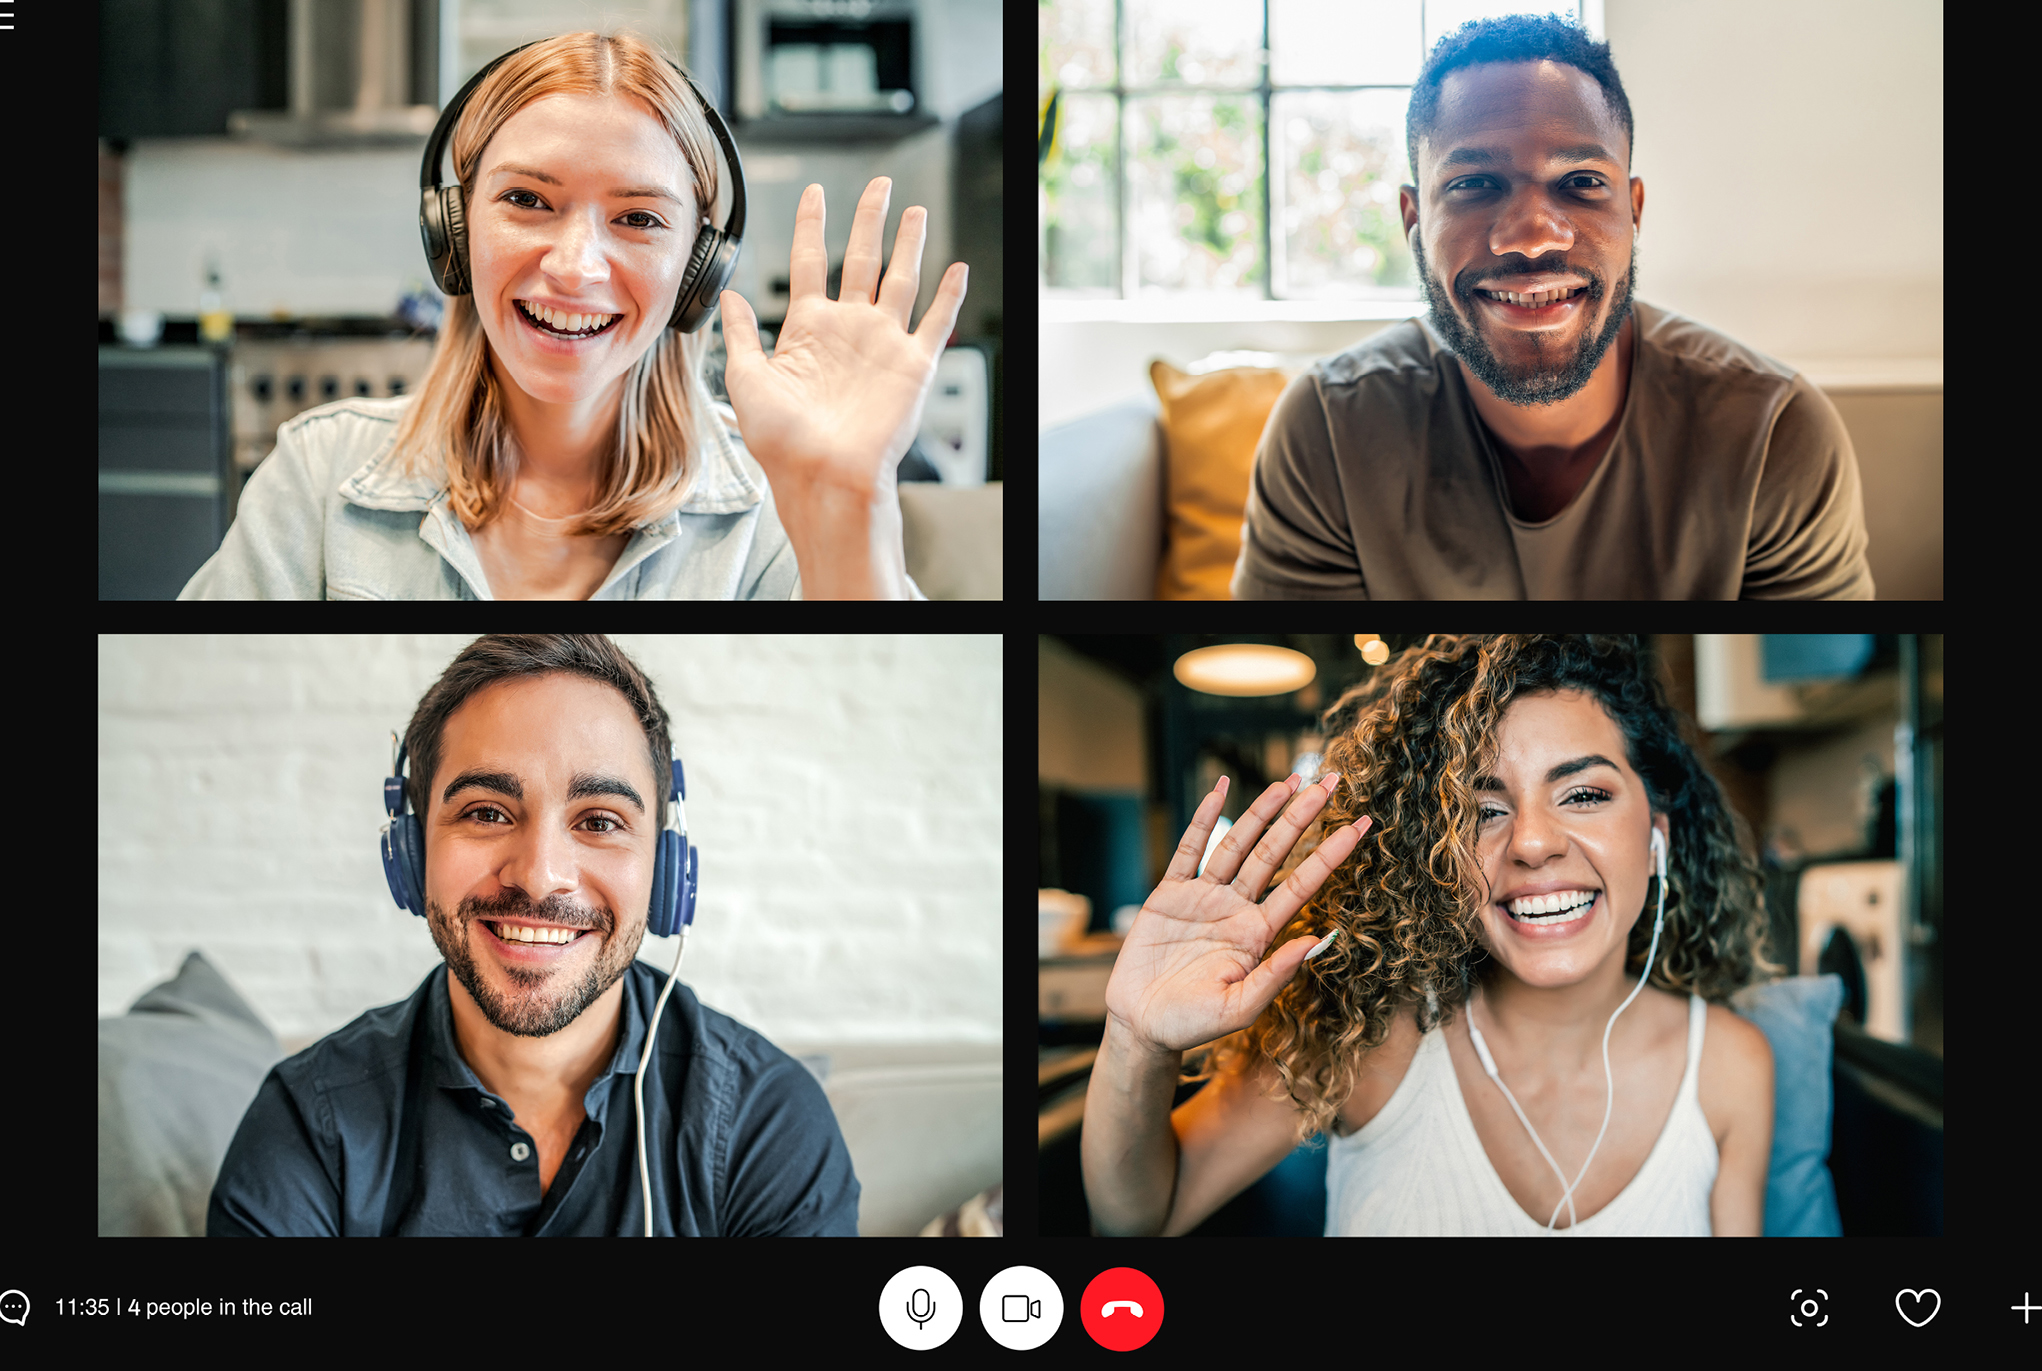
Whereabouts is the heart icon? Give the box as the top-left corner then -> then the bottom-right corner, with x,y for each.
1895,1288 -> 1940,1327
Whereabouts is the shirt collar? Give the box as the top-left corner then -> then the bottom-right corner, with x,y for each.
425,962 -> 661,1123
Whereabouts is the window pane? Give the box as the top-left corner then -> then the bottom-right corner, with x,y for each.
1270,0 -> 1422,87
1040,0 -> 1115,91
1124,0 -> 1264,88
1127,94 -> 1264,295
1272,90 -> 1417,299
1041,92 -> 1118,292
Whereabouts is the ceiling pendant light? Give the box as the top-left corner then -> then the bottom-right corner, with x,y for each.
1172,643 -> 1316,697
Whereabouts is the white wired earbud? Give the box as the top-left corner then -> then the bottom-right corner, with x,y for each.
1468,824 -> 1667,1233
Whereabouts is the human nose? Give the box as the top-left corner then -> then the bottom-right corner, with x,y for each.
1487,191 -> 1577,263
1501,802 -> 1570,864
538,209 -> 615,283
497,815 -> 583,907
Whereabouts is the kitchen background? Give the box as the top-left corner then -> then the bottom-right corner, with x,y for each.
99,0 -> 1004,599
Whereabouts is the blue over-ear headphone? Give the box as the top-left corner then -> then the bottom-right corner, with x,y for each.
379,729 -> 700,1235
419,40 -> 747,334
380,731 -> 697,937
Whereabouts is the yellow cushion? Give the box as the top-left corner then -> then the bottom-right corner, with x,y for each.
1149,360 -> 1290,600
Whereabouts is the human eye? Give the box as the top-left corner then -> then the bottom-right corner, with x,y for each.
1476,785 -> 1611,824
501,189 -> 663,231
462,804 -> 625,833
1450,174 -> 1606,193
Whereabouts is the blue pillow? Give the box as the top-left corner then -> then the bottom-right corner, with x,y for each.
1729,974 -> 1845,1236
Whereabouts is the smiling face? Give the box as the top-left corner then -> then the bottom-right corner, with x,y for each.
466,92 -> 700,404
1399,60 -> 1643,409
422,672 -> 661,1038
1469,688 -> 1668,991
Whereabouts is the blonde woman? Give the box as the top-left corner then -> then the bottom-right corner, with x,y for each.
1083,635 -> 1778,1236
180,30 -> 965,600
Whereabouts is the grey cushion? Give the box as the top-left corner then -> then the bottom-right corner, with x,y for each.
98,951 -> 284,1236
1730,974 -> 1845,1236
1039,398 -> 1163,599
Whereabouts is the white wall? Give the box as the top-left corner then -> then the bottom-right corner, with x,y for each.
97,635 -> 1003,1052
1607,0 -> 1940,360
1039,0 -> 1942,429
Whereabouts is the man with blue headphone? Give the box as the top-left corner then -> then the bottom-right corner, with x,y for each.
207,643 -> 860,1236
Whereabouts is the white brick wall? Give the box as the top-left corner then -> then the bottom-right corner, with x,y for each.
98,634 -> 1003,1051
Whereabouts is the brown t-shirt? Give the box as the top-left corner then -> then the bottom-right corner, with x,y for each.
1230,299 -> 1876,599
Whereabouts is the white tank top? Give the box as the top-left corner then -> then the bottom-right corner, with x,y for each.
1323,992 -> 1718,1235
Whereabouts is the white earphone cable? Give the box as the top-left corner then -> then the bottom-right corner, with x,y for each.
1471,828 -> 1667,1233
637,925 -> 689,1237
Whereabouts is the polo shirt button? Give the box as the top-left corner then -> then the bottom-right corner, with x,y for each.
511,1142 -> 530,1161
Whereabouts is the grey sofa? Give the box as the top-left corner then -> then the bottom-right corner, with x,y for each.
1039,397 -> 1164,600
1038,385 -> 1941,601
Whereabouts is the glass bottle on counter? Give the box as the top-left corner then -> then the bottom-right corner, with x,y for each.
198,260 -> 234,345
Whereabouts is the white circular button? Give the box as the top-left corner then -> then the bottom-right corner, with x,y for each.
878,1266 -> 962,1350
510,1142 -> 530,1161
979,1266 -> 1064,1350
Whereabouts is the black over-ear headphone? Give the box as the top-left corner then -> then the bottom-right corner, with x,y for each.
419,40 -> 748,334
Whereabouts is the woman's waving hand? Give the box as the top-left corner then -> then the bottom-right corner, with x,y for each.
1105,771 -> 1372,1056
718,177 -> 967,599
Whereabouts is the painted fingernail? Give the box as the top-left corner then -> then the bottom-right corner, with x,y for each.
1320,771 -> 1342,792
1215,776 -> 1229,798
1305,929 -> 1339,960
1287,774 -> 1302,793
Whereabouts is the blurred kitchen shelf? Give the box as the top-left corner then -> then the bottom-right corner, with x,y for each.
1047,932 -> 1127,960
734,113 -> 938,144
101,316 -> 434,344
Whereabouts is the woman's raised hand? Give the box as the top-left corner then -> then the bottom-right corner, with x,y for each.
1104,771 -> 1371,1056
719,177 -> 966,506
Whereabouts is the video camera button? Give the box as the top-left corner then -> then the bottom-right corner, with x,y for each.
979,1266 -> 1063,1350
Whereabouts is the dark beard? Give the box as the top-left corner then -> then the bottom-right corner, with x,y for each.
426,890 -> 643,1038
1410,228 -> 1637,410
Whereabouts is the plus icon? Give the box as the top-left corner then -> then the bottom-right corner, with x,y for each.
2015,1292 -> 2042,1325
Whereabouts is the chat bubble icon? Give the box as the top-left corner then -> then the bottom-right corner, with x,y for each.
0,1289 -> 27,1326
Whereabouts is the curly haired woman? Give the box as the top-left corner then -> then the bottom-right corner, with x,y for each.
1082,635 -> 1779,1236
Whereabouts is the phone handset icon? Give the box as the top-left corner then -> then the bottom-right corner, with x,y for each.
1100,1300 -> 1144,1318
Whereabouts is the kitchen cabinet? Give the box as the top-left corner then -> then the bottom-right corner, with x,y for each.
99,0 -> 289,142
100,346 -> 233,599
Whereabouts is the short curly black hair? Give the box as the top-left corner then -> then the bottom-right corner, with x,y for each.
1405,12 -> 1635,189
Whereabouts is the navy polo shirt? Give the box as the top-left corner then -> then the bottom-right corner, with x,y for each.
206,959 -> 860,1236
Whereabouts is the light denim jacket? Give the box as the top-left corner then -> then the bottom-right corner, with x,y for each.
178,393 -> 926,600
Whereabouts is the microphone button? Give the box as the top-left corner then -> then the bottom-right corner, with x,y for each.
880,1266 -> 961,1349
